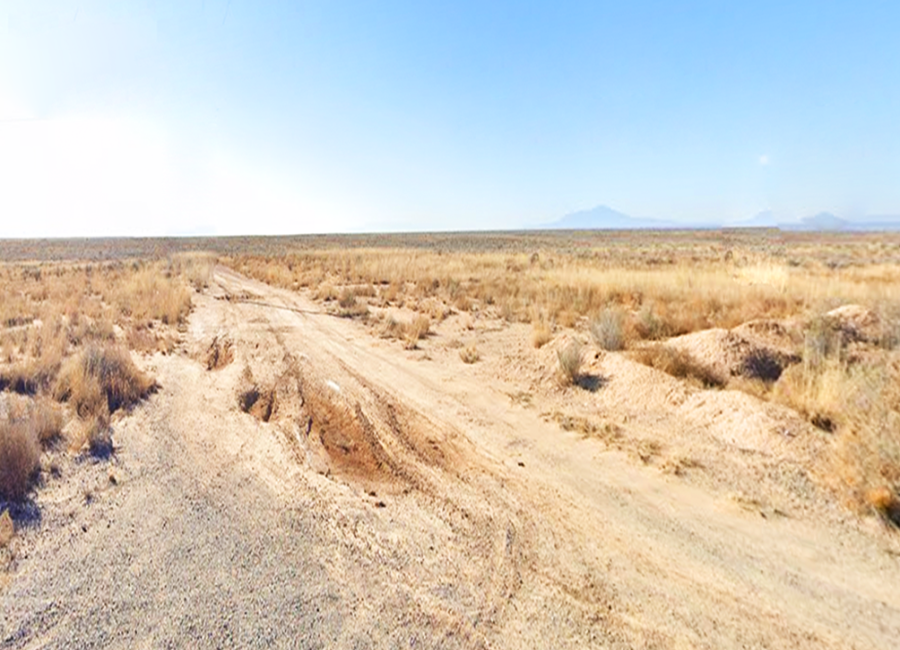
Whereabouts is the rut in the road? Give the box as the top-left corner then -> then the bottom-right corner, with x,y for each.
218,316 -> 540,640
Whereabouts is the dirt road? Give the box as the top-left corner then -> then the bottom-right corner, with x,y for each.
4,267 -> 900,648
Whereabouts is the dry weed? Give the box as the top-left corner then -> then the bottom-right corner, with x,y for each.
459,344 -> 480,364
531,320 -> 553,349
591,307 -> 627,351
55,344 -> 154,418
0,421 -> 40,501
829,362 -> 900,523
630,345 -> 725,388
557,341 -> 584,386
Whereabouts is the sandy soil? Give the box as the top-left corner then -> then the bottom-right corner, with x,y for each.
3,266 -> 900,649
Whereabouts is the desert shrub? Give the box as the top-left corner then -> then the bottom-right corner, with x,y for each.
591,307 -> 626,351
459,345 -> 480,364
772,355 -> 846,432
0,421 -> 40,501
804,316 -> 843,369
406,316 -> 431,344
557,340 -> 584,386
378,315 -> 431,348
338,288 -> 357,309
635,302 -> 665,340
55,344 -> 154,417
631,345 -> 725,388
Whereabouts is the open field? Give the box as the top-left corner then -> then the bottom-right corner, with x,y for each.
2,230 -> 900,648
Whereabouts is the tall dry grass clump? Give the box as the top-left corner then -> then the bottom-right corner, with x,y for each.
771,316 -> 850,431
830,362 -> 900,524
531,314 -> 553,349
55,344 -> 154,418
557,340 -> 584,386
590,307 -> 627,351
0,420 -> 40,502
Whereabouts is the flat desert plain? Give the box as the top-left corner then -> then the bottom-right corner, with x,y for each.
2,230 -> 900,648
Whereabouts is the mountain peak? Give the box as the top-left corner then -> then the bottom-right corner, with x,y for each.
545,205 -> 672,230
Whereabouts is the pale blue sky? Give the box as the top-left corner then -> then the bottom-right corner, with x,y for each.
1,1 -> 898,236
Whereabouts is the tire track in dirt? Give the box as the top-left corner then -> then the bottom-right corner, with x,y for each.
211,277 -> 536,642
207,266 -> 900,649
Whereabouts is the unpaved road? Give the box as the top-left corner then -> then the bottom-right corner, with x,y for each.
3,267 -> 900,648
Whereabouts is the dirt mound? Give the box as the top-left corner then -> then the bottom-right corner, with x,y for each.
826,304 -> 881,343
732,318 -> 802,351
591,352 -> 694,410
679,389 -> 807,453
667,328 -> 798,383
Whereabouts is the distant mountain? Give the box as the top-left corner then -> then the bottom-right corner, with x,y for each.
539,206 -> 900,233
543,205 -> 675,230
781,212 -> 849,231
732,211 -> 900,232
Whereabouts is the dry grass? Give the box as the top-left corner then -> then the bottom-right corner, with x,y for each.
0,420 -> 40,502
459,344 -> 480,364
557,340 -> 585,386
0,256 -> 205,495
19,399 -> 63,446
531,318 -> 553,349
766,326 -> 900,522
228,246 -> 900,342
378,315 -> 431,349
830,362 -> 900,524
55,344 -> 155,418
591,307 -> 627,351
630,345 -> 726,388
